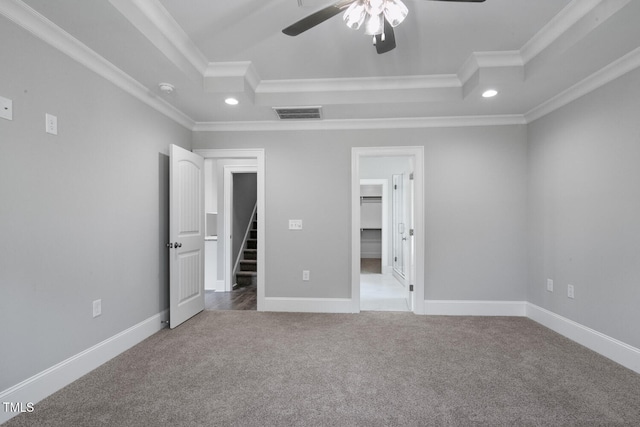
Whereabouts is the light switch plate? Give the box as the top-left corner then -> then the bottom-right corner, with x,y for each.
0,96 -> 12,121
289,219 -> 303,230
93,299 -> 102,317
45,113 -> 58,135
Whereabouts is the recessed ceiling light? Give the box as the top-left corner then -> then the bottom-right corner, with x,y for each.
482,89 -> 498,98
225,97 -> 239,106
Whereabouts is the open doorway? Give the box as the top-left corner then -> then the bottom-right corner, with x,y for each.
352,147 -> 425,314
359,159 -> 412,311
194,149 -> 265,311
206,169 -> 257,310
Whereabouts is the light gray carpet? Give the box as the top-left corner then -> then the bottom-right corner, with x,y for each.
4,312 -> 640,426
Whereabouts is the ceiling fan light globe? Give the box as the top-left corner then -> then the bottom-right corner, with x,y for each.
343,1 -> 366,30
364,12 -> 385,35
384,0 -> 408,27
365,0 -> 385,16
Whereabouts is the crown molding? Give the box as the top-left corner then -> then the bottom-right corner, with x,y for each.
256,75 -> 463,106
258,74 -> 461,93
204,61 -> 261,102
107,0 -> 207,84
525,46 -> 640,123
1,0 -> 195,129
193,115 -> 526,132
5,0 -> 637,132
457,51 -> 524,93
520,0 -> 604,64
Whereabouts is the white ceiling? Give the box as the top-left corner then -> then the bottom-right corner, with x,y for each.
5,0 -> 640,128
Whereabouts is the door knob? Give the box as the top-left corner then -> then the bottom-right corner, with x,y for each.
167,243 -> 173,248
174,242 -> 182,248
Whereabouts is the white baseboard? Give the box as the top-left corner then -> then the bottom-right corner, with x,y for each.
0,310 -> 168,424
263,297 -> 354,313
424,300 -> 527,316
526,303 -> 640,374
205,280 -> 225,292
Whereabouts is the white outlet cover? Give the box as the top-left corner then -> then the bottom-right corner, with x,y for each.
302,270 -> 310,281
547,279 -> 553,292
567,284 -> 575,299
289,219 -> 303,230
0,96 -> 12,121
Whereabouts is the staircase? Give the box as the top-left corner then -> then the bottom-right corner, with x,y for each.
235,214 -> 258,288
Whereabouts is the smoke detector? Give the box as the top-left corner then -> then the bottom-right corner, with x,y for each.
159,83 -> 175,94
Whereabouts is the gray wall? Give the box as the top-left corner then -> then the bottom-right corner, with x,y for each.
193,125 -> 528,301
0,18 -> 191,390
527,67 -> 640,349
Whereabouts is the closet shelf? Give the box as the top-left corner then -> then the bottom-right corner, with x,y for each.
360,196 -> 382,202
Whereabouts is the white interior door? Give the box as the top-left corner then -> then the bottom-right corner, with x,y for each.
392,174 -> 405,278
169,145 -> 205,328
393,171 -> 413,311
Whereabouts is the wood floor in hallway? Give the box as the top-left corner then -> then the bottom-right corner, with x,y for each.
204,285 -> 257,311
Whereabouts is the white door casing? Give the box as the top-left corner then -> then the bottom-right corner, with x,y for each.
352,146 -> 425,314
169,145 -> 205,328
193,148 -> 266,311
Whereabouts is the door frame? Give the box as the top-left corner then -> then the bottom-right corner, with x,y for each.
194,148 -> 265,311
223,165 -> 257,291
351,146 -> 425,314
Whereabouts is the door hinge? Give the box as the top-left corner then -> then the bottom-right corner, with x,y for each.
410,285 -> 414,292
394,256 -> 397,262
394,184 -> 397,190
409,229 -> 414,236
409,173 -> 414,180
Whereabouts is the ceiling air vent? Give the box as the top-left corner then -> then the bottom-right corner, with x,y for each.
273,106 -> 322,120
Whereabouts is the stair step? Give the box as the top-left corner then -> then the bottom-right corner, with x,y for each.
250,230 -> 257,239
247,239 -> 257,250
244,249 -> 257,260
236,271 -> 257,287
239,259 -> 257,272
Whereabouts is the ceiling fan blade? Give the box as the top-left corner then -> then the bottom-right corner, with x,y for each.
375,20 -> 396,54
282,1 -> 354,36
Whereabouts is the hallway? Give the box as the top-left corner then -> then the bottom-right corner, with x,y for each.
360,259 -> 409,312
204,285 -> 257,311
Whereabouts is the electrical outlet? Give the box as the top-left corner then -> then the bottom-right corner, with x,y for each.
45,113 -> 57,135
547,279 -> 554,292
0,96 -> 12,121
289,220 -> 303,230
567,284 -> 575,299
93,299 -> 102,317
302,270 -> 310,281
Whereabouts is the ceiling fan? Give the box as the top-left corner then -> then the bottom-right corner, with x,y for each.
283,0 -> 486,54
